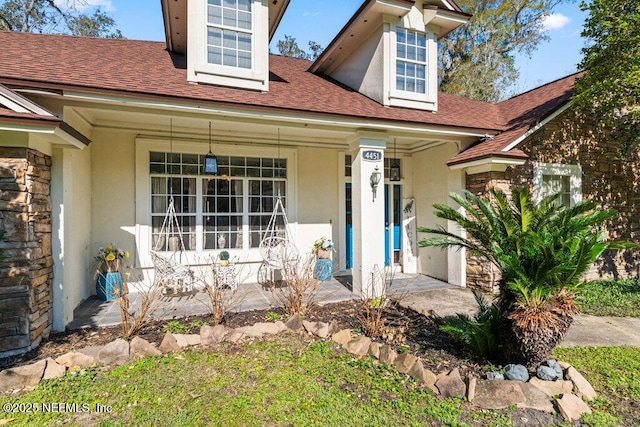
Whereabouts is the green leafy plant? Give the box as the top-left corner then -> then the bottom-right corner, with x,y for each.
265,311 -> 280,322
164,320 -> 189,334
419,188 -> 633,365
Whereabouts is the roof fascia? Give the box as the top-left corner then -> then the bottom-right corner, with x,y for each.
423,6 -> 471,39
309,0 -> 413,74
448,155 -> 527,171
500,102 -> 572,153
268,0 -> 291,42
0,84 -> 55,116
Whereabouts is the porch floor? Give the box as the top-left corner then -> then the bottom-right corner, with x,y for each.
68,273 -> 453,330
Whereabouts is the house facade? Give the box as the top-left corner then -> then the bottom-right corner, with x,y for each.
0,0 -> 636,357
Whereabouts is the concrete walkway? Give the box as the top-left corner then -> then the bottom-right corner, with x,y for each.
400,287 -> 640,347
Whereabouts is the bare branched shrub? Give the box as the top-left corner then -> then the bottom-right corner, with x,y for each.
194,256 -> 248,325
112,266 -> 164,338
358,265 -> 400,341
268,255 -> 320,316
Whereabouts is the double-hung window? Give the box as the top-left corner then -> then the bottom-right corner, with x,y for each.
207,0 -> 252,69
396,28 -> 427,94
533,163 -> 582,207
150,152 -> 287,252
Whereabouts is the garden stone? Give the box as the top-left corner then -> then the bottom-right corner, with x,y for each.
379,345 -> 397,365
556,393 -> 592,422
130,337 -> 162,358
56,351 -> 96,370
159,333 -> 180,353
174,334 -> 202,347
252,322 -> 283,335
486,371 -> 504,380
43,358 -> 66,380
332,329 -> 351,347
98,339 -> 130,366
529,377 -> 574,397
504,364 -> 529,382
518,383 -> 555,413
394,352 -> 418,374
344,336 -> 371,357
327,321 -> 341,336
467,377 -> 477,401
435,368 -> 466,398
537,365 -> 560,381
200,325 -> 228,345
408,361 -> 438,394
368,342 -> 380,359
225,329 -> 245,343
557,360 -> 571,370
285,314 -> 303,332
236,326 -> 263,339
78,345 -> 104,360
471,379 -> 525,409
303,320 -> 329,338
273,321 -> 289,334
0,359 -> 46,391
546,359 -> 564,379
566,367 -> 597,401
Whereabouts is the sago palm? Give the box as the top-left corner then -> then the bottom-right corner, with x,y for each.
419,187 -> 629,365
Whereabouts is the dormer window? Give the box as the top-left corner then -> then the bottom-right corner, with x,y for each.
207,0 -> 252,69
396,28 -> 427,94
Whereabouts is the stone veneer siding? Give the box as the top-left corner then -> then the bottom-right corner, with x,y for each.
465,112 -> 640,291
0,147 -> 53,357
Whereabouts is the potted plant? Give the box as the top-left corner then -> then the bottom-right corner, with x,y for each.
312,237 -> 333,259
218,250 -> 230,267
94,243 -> 129,301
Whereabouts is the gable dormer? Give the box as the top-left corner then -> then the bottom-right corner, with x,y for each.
162,0 -> 290,92
310,0 -> 469,112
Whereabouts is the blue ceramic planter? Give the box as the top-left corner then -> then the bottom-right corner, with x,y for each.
96,272 -> 123,301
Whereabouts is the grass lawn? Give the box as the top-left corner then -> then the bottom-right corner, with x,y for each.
577,279 -> 640,317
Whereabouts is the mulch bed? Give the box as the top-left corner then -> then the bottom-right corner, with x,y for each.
0,299 -> 482,377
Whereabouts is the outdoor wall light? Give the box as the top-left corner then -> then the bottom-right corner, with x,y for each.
370,166 -> 381,202
203,121 -> 218,175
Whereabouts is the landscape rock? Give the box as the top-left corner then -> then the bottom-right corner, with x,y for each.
43,358 -> 66,380
408,360 -> 438,394
78,345 -> 103,360
332,329 -> 352,347
130,337 -> 162,358
252,322 -> 284,335
273,321 -> 289,334
303,321 -> 330,338
200,325 -> 229,345
566,367 -> 597,401
285,314 -> 303,332
236,326 -> 263,339
486,371 -> 504,380
55,352 -> 96,370
557,360 -> 572,370
379,345 -> 397,365
327,321 -> 341,336
225,329 -> 245,343
344,336 -> 372,357
471,379 -> 525,409
519,383 -> 556,413
537,365 -> 561,381
546,359 -> 564,379
505,364 -> 529,382
435,368 -> 466,398
556,393 -> 592,422
0,359 -> 46,391
368,342 -> 380,359
529,377 -> 574,397
158,333 -> 180,353
467,377 -> 477,401
98,339 -> 130,366
394,352 -> 418,374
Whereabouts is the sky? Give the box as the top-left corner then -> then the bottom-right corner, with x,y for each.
89,0 -> 587,97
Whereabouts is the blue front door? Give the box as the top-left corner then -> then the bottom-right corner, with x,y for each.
345,183 -> 353,269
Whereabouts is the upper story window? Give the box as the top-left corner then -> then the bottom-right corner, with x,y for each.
207,0 -> 252,69
396,28 -> 427,94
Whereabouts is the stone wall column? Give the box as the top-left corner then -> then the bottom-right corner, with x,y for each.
0,147 -> 53,357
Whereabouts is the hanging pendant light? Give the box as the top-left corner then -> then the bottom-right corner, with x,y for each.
203,121 -> 218,175
390,138 -> 401,181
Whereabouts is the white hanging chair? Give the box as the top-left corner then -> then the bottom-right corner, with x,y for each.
150,196 -> 194,294
257,196 -> 298,285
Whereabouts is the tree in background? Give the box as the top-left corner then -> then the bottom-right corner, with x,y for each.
572,0 -> 640,156
0,0 -> 122,38
277,35 -> 324,60
439,0 -> 566,102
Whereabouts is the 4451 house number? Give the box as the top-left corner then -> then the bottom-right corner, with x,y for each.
362,150 -> 382,162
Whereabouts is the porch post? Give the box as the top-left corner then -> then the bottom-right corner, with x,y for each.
350,135 -> 386,298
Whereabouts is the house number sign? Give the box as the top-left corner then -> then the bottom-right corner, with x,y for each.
361,150 -> 382,162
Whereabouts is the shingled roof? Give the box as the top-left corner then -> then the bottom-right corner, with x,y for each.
0,31 -> 580,165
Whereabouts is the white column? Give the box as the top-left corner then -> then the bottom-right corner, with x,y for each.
351,136 -> 386,298
447,168 -> 466,287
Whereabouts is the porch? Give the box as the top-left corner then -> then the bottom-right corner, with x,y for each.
67,273 -> 453,329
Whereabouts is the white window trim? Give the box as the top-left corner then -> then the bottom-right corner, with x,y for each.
188,0 -> 269,91
533,162 -> 582,206
387,22 -> 437,111
135,137 -> 297,268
